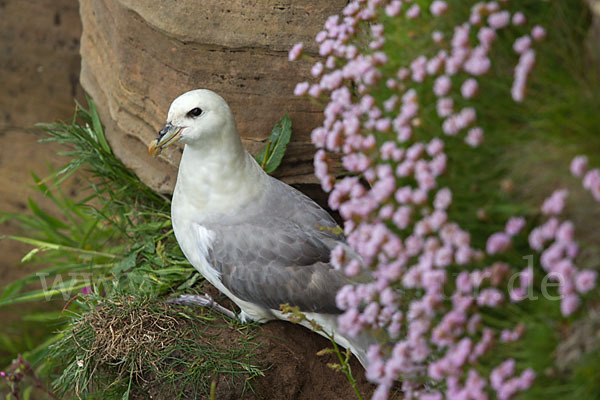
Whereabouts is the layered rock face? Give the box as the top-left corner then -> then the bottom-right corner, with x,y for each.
79,0 -> 345,193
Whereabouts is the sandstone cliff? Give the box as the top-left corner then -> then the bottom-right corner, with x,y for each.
79,0 -> 345,193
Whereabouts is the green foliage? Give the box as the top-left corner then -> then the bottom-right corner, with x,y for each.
0,97 -> 194,310
255,114 -> 293,173
0,97 -> 268,398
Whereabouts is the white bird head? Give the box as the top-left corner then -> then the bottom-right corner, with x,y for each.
149,89 -> 237,156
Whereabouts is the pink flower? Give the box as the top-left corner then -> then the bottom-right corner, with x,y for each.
561,294 -> 580,316
397,67 -> 409,81
456,271 -> 472,293
488,11 -> 511,29
570,155 -> 588,177
315,30 -> 327,44
478,27 -> 497,48
430,1 -> 448,16
513,35 -> 532,54
308,84 -> 321,98
434,188 -> 452,210
393,206 -> 412,229
412,189 -> 428,205
311,62 -> 324,77
319,40 -> 334,56
491,359 -> 516,390
464,53 -> 491,75
406,4 -> 420,19
583,168 -> 600,192
427,138 -> 444,156
556,221 -> 574,243
375,118 -> 391,132
477,288 -> 505,307
461,78 -> 479,98
470,12 -> 482,25
505,217 -> 526,236
486,2 -> 500,12
455,246 -> 472,265
432,30 -> 444,43
500,324 -> 525,342
512,12 -> 526,26
385,0 -> 403,17
345,259 -> 361,277
427,57 -> 444,75
541,189 -> 569,215
532,25 -> 547,41
464,127 -> 483,148
510,288 -> 527,302
437,97 -> 454,117
420,392 -> 443,400
486,232 -> 511,254
451,24 -> 470,48
338,308 -> 363,336
288,43 -> 304,61
575,269 -> 597,293
293,82 -> 309,96
434,75 -> 452,97
434,246 -> 453,268
518,368 -> 536,390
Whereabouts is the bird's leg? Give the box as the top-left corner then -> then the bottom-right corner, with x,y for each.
166,294 -> 237,320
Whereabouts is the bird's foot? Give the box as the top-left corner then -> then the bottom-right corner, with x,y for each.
166,294 -> 237,320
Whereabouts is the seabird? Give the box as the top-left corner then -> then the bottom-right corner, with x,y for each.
149,89 -> 371,367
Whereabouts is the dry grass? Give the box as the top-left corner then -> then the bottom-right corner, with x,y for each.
51,294 -> 264,399
80,296 -> 180,381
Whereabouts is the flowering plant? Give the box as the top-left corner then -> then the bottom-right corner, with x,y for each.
290,1 -> 600,399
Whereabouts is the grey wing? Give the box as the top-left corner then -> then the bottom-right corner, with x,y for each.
204,179 -> 349,314
207,219 -> 349,314
264,176 -> 345,245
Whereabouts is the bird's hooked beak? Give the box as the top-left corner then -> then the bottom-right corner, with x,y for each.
148,122 -> 183,157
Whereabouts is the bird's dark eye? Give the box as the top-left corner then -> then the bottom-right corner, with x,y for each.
187,107 -> 202,118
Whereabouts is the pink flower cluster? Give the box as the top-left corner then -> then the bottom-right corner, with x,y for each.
290,1 -> 594,399
571,154 -> 600,201
490,359 -> 536,400
526,189 -> 597,315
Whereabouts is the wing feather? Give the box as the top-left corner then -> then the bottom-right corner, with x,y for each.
200,178 -> 350,314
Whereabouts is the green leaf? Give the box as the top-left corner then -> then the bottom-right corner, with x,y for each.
0,280 -> 26,300
23,386 -> 32,400
22,311 -> 65,322
0,280 -> 91,307
177,272 -> 202,290
3,236 -> 117,259
86,95 -> 111,154
254,114 -> 292,173
27,198 -> 70,231
112,252 -> 138,275
20,247 -> 40,263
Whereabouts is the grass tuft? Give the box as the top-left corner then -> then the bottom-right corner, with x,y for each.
50,294 -> 264,399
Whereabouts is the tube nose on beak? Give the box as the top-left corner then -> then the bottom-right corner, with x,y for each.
148,122 -> 182,157
158,123 -> 173,138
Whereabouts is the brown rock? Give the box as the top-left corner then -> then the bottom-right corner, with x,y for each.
0,0 -> 85,280
79,0 -> 345,193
